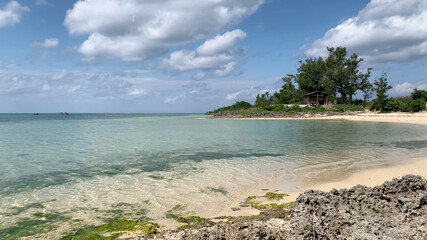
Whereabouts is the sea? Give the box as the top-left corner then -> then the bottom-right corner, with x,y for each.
0,113 -> 426,239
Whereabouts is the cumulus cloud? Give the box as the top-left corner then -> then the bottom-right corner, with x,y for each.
216,62 -> 238,76
64,0 -> 263,61
389,81 -> 427,97
304,0 -> 427,64
32,38 -> 59,48
0,1 -> 29,28
225,86 -> 263,101
162,29 -> 246,77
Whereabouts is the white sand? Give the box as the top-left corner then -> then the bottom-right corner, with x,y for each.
211,156 -> 427,218
315,112 -> 427,125
230,112 -> 427,125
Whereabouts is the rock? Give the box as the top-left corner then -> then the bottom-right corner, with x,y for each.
127,175 -> 426,240
290,175 -> 427,240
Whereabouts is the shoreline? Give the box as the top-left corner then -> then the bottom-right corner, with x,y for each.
208,111 -> 427,125
210,156 -> 427,219
126,157 -> 427,239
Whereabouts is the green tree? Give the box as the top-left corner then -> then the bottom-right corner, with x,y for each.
373,73 -> 392,111
411,88 -> 427,101
325,47 -> 348,104
296,57 -> 326,94
346,53 -> 365,104
255,92 -> 273,108
359,68 -> 373,102
272,74 -> 301,104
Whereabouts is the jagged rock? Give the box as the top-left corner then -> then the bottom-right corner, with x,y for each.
290,175 -> 427,240
128,175 -> 427,240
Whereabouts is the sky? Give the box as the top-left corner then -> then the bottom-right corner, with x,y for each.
0,0 -> 426,113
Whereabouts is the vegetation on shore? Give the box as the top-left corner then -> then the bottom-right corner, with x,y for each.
207,47 -> 426,116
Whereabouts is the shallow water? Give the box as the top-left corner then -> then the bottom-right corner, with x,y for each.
0,113 -> 426,239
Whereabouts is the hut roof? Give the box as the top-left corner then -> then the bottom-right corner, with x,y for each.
304,91 -> 328,96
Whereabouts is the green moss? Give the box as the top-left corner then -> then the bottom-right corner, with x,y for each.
112,202 -> 135,208
172,204 -> 186,211
214,216 -> 236,221
165,213 -> 180,219
148,175 -> 165,180
165,204 -> 186,219
264,192 -> 289,201
9,202 -> 45,215
239,196 -> 295,210
206,187 -> 228,195
61,219 -> 159,240
0,212 -> 70,239
176,216 -> 207,224
177,224 -> 199,231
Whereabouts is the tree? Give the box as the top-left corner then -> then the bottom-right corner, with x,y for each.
325,47 -> 348,104
359,68 -> 373,102
296,57 -> 326,94
272,74 -> 301,104
411,88 -> 427,101
346,53 -> 364,104
255,92 -> 273,108
373,73 -> 392,111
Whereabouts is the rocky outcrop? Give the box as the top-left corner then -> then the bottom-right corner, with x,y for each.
207,111 -> 363,119
129,175 -> 427,240
290,174 -> 427,240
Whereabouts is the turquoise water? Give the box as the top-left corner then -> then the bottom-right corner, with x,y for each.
0,113 -> 426,239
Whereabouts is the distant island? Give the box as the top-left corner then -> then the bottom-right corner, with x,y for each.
207,47 -> 427,118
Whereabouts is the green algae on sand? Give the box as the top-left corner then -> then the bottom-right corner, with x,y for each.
61,219 -> 159,240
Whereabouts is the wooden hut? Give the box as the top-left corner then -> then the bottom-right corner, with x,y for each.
304,91 -> 328,106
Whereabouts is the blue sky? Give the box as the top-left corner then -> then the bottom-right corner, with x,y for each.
0,0 -> 426,113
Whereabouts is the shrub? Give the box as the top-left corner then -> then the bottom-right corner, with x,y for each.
330,104 -> 363,112
289,104 -> 302,112
408,99 -> 426,112
211,101 -> 252,113
400,99 -> 426,112
383,98 -> 401,112
411,89 -> 427,101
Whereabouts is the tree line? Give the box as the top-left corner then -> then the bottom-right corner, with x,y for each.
211,46 -> 426,113
256,47 -> 374,108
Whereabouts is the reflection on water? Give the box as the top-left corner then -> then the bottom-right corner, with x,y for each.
0,114 -> 426,239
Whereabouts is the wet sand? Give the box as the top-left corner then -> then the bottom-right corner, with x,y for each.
211,156 -> 427,219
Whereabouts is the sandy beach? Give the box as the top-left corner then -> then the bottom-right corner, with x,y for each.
212,156 -> 427,219
212,111 -> 427,125
311,112 -> 427,125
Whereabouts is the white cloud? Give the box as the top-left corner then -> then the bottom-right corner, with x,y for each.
64,0 -> 263,61
225,86 -> 260,101
390,81 -> 427,97
162,29 -> 245,76
216,62 -> 238,77
304,0 -> 427,64
192,72 -> 207,80
35,0 -> 47,6
32,38 -> 59,48
0,1 -> 29,28
128,88 -> 148,96
197,29 -> 247,56
164,93 -> 187,103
